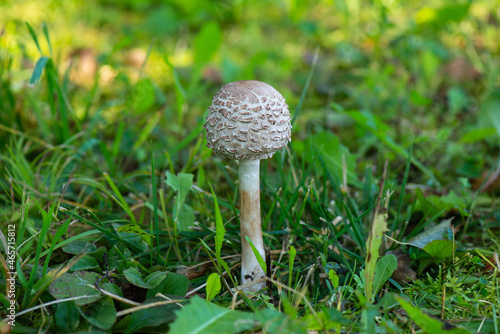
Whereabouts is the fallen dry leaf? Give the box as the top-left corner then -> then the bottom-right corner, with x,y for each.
387,249 -> 417,284
177,263 -> 211,280
444,57 -> 480,82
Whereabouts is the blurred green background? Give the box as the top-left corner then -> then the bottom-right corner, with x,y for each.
2,0 -> 498,187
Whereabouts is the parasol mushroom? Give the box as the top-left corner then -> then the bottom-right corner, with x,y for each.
204,80 -> 292,292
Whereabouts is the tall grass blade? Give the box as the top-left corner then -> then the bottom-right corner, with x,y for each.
25,22 -> 42,55
103,172 -> 137,225
150,148 -> 160,264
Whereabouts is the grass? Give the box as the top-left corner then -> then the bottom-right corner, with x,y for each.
1,0 -> 500,333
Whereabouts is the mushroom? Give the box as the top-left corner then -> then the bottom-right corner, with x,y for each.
204,80 -> 292,292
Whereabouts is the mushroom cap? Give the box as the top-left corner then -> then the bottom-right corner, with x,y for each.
204,80 -> 292,160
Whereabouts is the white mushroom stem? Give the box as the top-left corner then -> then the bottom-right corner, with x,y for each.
239,159 -> 266,291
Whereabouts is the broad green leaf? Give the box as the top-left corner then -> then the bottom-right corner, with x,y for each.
123,267 -> 167,289
146,273 -> 189,299
69,255 -> 100,272
176,203 -> 195,231
118,231 -> 149,252
461,128 -> 497,143
118,224 -> 153,244
416,3 -> 470,29
62,240 -> 98,255
408,219 -> 452,249
437,3 -> 470,23
125,297 -> 181,334
364,209 -> 388,302
414,187 -> 440,217
361,304 -> 378,334
167,171 -> 194,231
128,78 -> 155,114
328,269 -> 339,289
427,192 -> 468,216
256,308 -> 306,334
49,271 -> 102,306
98,282 -> 124,297
423,239 -> 457,260
169,296 -> 257,334
398,297 -> 472,334
206,273 -> 221,302
28,56 -> 49,86
372,254 -> 397,297
303,307 -> 348,331
245,236 -> 267,275
55,301 -> 80,332
280,293 -> 298,319
193,22 -> 222,68
78,296 -> 116,330
108,243 -> 132,271
410,90 -> 432,106
166,171 -> 193,206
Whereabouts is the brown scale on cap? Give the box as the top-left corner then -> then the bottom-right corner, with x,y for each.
204,80 -> 292,160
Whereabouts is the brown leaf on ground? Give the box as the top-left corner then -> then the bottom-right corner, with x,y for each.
0,322 -> 11,334
444,57 -> 480,82
387,249 -> 417,284
124,48 -> 147,69
202,66 -> 222,85
68,48 -> 98,88
177,263 -> 211,280
472,166 -> 500,193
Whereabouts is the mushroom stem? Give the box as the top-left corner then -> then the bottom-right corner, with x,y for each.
239,159 -> 266,291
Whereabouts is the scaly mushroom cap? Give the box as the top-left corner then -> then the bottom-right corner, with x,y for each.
204,80 -> 292,160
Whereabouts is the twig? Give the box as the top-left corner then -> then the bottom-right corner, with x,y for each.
116,299 -> 184,317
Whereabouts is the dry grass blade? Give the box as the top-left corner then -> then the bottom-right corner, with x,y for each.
85,284 -> 140,306
116,299 -> 184,317
10,295 -> 98,319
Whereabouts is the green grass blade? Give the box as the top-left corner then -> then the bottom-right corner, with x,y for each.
342,200 -> 365,253
150,148 -> 160,264
25,22 -> 42,55
36,230 -> 101,260
209,184 -> 225,262
103,172 -> 137,225
245,236 -> 266,275
22,200 -> 55,308
133,112 -> 161,151
42,214 -> 72,276
288,246 -> 296,288
41,22 -> 53,57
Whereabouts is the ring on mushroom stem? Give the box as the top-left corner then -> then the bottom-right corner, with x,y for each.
204,80 -> 292,292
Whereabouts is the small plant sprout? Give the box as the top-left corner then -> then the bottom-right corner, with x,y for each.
204,80 -> 292,292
